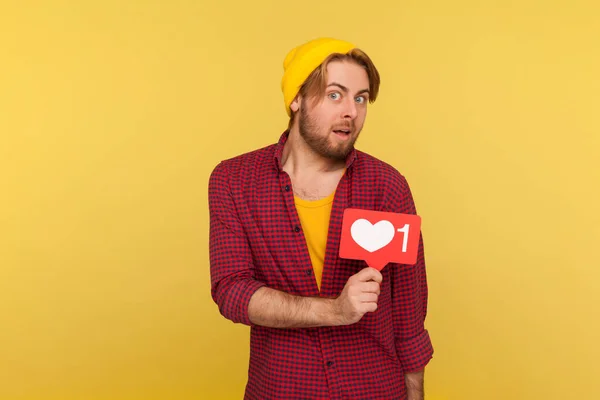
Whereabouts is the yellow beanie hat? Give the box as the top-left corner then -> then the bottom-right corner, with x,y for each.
281,37 -> 355,116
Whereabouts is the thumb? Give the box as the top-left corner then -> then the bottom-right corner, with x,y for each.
356,267 -> 383,283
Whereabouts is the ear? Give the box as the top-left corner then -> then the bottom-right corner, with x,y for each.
290,95 -> 301,113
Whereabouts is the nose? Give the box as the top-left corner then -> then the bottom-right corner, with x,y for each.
342,97 -> 358,120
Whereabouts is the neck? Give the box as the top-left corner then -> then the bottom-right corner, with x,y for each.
281,127 -> 346,177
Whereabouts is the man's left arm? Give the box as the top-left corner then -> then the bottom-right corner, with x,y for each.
404,369 -> 425,400
385,172 -> 434,399
391,231 -> 432,399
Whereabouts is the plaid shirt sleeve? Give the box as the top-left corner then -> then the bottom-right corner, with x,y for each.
208,161 -> 266,326
384,171 -> 434,372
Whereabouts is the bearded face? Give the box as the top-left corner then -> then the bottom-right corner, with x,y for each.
294,61 -> 370,162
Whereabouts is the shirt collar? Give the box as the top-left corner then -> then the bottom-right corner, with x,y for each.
273,130 -> 357,172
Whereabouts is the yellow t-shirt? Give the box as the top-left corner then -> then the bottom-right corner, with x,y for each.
294,191 -> 335,290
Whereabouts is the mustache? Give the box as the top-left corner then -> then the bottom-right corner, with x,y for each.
332,122 -> 354,130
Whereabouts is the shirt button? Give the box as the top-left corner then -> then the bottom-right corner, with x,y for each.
326,361 -> 334,367
284,185 -> 290,192
305,269 -> 312,276
294,226 -> 301,233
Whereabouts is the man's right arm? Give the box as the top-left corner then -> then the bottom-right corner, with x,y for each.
248,287 -> 337,328
208,162 -> 264,326
247,264 -> 381,328
208,162 -> 381,329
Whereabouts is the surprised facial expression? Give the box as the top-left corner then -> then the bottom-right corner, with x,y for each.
294,61 -> 370,161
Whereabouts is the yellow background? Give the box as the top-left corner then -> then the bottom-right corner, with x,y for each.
1,1 -> 599,399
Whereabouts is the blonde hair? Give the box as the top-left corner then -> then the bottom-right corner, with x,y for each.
288,48 -> 381,130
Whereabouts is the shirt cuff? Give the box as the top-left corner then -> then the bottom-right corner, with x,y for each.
222,279 -> 267,326
396,329 -> 434,372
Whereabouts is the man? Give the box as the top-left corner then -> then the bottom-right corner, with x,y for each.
208,37 -> 433,400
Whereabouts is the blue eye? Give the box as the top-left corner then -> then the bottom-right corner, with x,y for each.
329,92 -> 340,100
355,96 -> 365,104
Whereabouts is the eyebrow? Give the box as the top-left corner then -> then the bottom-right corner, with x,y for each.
327,82 -> 370,95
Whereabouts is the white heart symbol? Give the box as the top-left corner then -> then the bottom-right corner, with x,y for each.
350,219 -> 395,253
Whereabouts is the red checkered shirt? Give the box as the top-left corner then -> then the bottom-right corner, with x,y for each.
209,131 -> 433,400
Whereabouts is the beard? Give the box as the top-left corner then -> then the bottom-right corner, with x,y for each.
298,102 -> 360,162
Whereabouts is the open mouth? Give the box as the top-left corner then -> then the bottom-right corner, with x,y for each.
333,129 -> 351,137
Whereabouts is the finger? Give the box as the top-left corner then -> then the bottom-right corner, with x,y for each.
360,293 -> 378,303
356,267 -> 383,283
364,302 -> 378,313
361,282 -> 381,295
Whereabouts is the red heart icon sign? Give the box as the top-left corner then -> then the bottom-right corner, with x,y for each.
339,208 -> 421,270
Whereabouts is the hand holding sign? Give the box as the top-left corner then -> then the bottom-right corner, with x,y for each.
339,208 -> 421,271
332,267 -> 382,325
